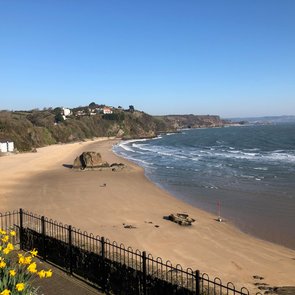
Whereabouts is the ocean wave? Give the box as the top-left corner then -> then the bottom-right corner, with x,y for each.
117,142 -> 136,153
273,149 -> 284,153
116,139 -> 151,153
132,144 -> 189,160
263,152 -> 295,163
204,184 -> 219,189
124,156 -> 151,166
196,148 -> 295,163
253,167 -> 268,171
158,151 -> 188,159
241,175 -> 255,179
243,148 -> 260,151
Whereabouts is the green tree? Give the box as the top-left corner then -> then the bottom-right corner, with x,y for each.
89,102 -> 97,108
55,113 -> 64,123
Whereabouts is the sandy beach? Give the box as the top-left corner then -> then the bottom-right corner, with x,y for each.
1,138 -> 295,292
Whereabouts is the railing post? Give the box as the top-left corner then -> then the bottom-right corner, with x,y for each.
19,208 -> 23,250
101,237 -> 106,291
41,216 -> 46,261
142,251 -> 147,295
68,225 -> 73,274
195,270 -> 200,295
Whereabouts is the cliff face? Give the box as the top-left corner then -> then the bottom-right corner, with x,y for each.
156,114 -> 226,129
0,110 -> 225,151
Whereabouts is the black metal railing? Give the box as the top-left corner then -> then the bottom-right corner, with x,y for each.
0,209 -> 262,295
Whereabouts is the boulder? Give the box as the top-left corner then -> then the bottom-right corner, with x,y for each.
73,151 -> 109,169
110,163 -> 126,171
165,213 -> 195,226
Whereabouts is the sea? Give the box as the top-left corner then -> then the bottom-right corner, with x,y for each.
113,124 -> 295,250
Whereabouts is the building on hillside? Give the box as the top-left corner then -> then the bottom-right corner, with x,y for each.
0,141 -> 14,153
102,107 -> 113,114
88,108 -> 97,115
62,108 -> 72,117
75,110 -> 85,116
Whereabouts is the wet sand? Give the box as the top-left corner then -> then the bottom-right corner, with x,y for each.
1,138 -> 295,292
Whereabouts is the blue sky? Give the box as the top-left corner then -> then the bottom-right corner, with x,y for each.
0,0 -> 294,118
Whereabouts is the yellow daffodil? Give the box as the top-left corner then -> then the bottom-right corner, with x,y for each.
3,247 -> 11,255
6,243 -> 14,250
1,235 -> 9,243
10,230 -> 16,237
18,254 -> 25,265
38,269 -> 46,278
27,262 -> 37,273
15,283 -> 25,292
30,249 -> 38,257
9,269 -> 16,276
0,260 -> 7,268
2,243 -> 14,255
0,229 -> 7,235
24,256 -> 32,265
0,289 -> 11,295
45,269 -> 53,278
25,256 -> 32,264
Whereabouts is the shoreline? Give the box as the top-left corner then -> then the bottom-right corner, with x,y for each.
1,138 -> 295,292
115,129 -> 295,251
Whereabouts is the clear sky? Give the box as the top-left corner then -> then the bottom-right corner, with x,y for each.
0,0 -> 294,118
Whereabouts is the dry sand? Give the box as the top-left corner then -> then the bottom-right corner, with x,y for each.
1,138 -> 295,292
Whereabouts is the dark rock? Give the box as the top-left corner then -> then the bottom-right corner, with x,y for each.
110,163 -> 126,171
253,275 -> 264,280
123,224 -> 137,229
164,213 -> 195,226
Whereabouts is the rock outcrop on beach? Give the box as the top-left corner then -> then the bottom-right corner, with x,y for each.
73,151 -> 109,169
165,213 -> 195,226
73,151 -> 126,171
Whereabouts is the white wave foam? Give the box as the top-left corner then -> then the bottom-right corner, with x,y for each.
263,152 -> 295,163
241,175 -> 255,179
117,142 -> 135,153
253,167 -> 268,171
243,148 -> 260,151
132,144 -> 189,159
